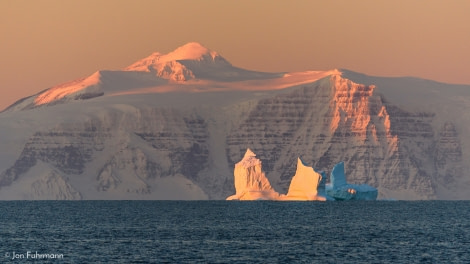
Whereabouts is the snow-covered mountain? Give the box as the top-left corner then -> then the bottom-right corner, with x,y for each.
1,42 -> 469,200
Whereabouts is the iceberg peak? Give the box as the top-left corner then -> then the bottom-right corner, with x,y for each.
283,158 -> 326,201
244,148 -> 256,158
239,148 -> 261,169
226,149 -> 280,200
330,161 -> 347,188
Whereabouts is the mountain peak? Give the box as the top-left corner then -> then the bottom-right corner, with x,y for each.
124,42 -> 226,72
167,42 -> 218,61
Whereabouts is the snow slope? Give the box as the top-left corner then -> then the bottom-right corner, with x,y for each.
1,42 -> 469,200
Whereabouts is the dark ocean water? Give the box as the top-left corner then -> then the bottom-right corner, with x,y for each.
0,201 -> 469,263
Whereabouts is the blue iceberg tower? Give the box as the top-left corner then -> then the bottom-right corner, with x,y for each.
317,171 -> 334,201
326,162 -> 378,201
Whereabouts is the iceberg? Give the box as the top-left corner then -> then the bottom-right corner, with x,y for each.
326,162 -> 378,200
226,149 -> 281,200
317,171 -> 335,201
281,158 -> 328,201
226,151 -> 330,201
226,150 -> 377,201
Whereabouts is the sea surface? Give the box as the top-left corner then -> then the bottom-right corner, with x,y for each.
0,201 -> 469,263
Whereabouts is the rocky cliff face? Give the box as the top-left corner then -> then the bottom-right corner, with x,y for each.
226,75 -> 462,199
434,122 -> 463,191
0,106 -> 212,199
0,73 -> 466,200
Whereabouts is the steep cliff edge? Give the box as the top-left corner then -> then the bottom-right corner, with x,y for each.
226,74 -> 463,199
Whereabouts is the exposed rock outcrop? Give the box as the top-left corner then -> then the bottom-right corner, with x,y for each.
226,75 -> 442,199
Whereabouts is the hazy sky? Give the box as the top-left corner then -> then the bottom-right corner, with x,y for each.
1,0 -> 469,110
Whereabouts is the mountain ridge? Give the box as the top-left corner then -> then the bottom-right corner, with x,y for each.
1,42 -> 469,200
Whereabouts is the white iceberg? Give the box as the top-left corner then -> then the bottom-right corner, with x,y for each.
281,158 -> 328,201
326,162 -> 378,200
226,150 -> 376,201
227,151 -> 329,201
226,149 -> 281,200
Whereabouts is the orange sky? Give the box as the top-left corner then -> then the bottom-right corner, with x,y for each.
1,0 -> 469,110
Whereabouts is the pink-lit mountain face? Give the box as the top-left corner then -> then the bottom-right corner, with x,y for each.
4,42 -> 285,112
0,42 -> 469,200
